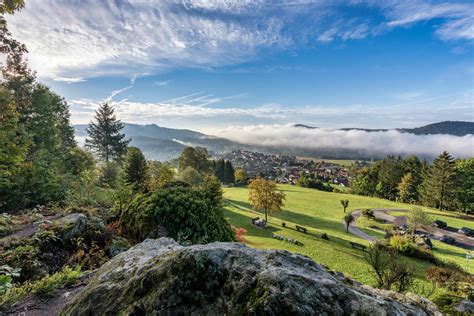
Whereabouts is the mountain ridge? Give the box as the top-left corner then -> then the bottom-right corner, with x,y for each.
294,121 -> 474,136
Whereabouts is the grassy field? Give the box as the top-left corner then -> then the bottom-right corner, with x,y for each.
223,185 -> 474,292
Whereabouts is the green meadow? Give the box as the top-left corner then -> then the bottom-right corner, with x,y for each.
223,185 -> 474,292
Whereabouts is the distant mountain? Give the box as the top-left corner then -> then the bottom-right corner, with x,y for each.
295,121 -> 474,136
399,121 -> 474,136
74,123 -> 248,161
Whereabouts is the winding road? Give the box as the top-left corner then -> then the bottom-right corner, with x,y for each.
344,209 -> 474,250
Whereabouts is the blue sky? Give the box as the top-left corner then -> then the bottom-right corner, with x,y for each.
7,0 -> 474,132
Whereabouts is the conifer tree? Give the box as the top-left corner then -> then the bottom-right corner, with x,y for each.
86,103 -> 130,163
224,160 -> 235,183
123,147 -> 148,192
421,151 -> 456,211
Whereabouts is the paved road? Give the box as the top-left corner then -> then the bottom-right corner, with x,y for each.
344,209 -> 474,250
342,210 -> 376,241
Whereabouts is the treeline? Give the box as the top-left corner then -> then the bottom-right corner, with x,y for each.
0,2 -> 85,210
351,152 -> 473,213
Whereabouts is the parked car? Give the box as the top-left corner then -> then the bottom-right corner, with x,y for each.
440,235 -> 456,245
432,220 -> 447,229
458,227 -> 474,237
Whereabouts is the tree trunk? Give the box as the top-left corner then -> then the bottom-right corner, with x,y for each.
265,209 -> 268,226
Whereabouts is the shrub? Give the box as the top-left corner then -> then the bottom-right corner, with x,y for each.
389,235 -> 412,252
362,209 -> 375,218
389,235 -> 436,262
282,222 -> 286,227
0,214 -> 12,238
121,185 -> 235,244
364,242 -> 414,293
321,233 -> 329,240
232,226 -> 247,242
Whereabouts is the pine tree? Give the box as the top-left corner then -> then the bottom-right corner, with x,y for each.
455,158 -> 474,214
123,147 -> 148,192
421,151 -> 457,211
86,103 -> 130,163
224,160 -> 235,183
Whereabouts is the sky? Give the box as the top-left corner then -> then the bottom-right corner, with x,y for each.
6,0 -> 474,134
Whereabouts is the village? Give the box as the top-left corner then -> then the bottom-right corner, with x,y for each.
215,150 -> 363,187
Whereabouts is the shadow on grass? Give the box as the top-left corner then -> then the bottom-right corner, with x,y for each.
224,202 -> 369,261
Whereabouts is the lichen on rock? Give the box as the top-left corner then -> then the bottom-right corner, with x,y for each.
62,238 -> 441,315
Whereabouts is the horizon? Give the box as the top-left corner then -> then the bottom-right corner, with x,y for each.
7,0 -> 474,132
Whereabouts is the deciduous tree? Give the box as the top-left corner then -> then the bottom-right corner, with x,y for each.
248,178 -> 285,223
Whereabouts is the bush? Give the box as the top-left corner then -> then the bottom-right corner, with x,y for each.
0,214 -> 12,238
232,226 -> 247,242
389,235 -> 436,262
121,185 -> 235,244
364,242 -> 414,293
321,233 -> 329,240
361,209 -> 375,218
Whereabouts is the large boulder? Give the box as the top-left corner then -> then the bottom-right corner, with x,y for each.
52,213 -> 88,241
63,238 -> 441,315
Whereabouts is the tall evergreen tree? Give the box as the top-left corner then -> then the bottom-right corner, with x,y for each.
455,158 -> 474,214
86,103 -> 130,163
123,147 -> 148,192
224,160 -> 235,183
421,151 -> 457,211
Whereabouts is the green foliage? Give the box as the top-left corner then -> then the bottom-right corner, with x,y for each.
421,151 -> 457,211
176,166 -> 203,185
248,178 -> 286,223
406,207 -> 432,233
123,146 -> 148,192
455,158 -> 474,214
0,265 -> 21,295
67,147 -> 95,177
178,147 -> 211,174
361,209 -> 374,218
121,185 -> 234,244
397,173 -> 419,203
147,161 -> 175,191
85,103 -> 130,163
297,175 -> 333,191
98,163 -> 121,188
364,243 -> 414,293
0,214 -> 12,237
343,214 -> 354,233
0,266 -> 81,309
340,199 -> 349,212
234,168 -> 247,184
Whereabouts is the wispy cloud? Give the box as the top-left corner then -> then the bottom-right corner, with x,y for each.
53,77 -> 87,84
7,0 -> 473,80
69,90 -> 474,129
153,80 -> 173,86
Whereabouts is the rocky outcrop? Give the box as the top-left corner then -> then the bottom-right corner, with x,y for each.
63,238 -> 441,315
52,213 -> 88,241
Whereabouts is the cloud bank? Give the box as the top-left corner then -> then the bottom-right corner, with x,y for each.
6,0 -> 474,79
214,124 -> 474,159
